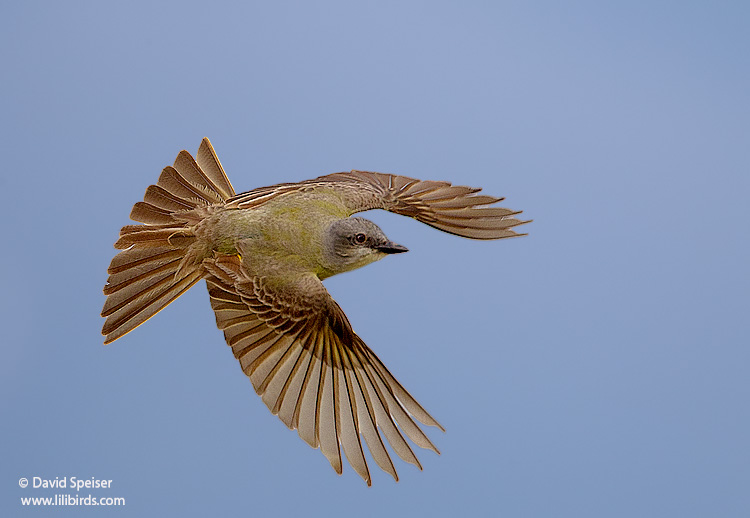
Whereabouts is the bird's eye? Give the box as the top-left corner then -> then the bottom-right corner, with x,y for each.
353,233 -> 367,244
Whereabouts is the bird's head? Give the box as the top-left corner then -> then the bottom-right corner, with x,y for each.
321,217 -> 408,276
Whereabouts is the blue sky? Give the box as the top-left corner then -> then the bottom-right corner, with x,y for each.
2,1 -> 748,516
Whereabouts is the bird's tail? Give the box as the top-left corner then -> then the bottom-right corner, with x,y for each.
101,138 -> 236,344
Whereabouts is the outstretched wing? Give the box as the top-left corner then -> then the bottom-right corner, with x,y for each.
203,255 -> 443,486
226,170 -> 529,240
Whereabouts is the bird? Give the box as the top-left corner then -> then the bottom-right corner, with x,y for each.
101,137 -> 529,485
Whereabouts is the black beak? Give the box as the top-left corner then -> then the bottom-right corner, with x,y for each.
375,241 -> 409,254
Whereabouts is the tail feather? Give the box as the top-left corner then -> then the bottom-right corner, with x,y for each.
102,269 -> 204,344
103,249 -> 185,296
114,227 -> 185,249
144,184 -> 199,212
173,151 -> 227,205
195,138 -> 234,200
107,247 -> 184,275
102,138 -> 236,344
129,202 -> 174,225
102,254 -> 185,318
156,166 -> 218,207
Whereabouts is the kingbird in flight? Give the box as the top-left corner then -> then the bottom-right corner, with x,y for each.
101,138 -> 529,485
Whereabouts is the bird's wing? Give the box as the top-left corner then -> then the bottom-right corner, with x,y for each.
227,170 -> 529,240
203,254 -> 443,485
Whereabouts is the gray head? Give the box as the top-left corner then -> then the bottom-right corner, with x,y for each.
322,217 -> 408,275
